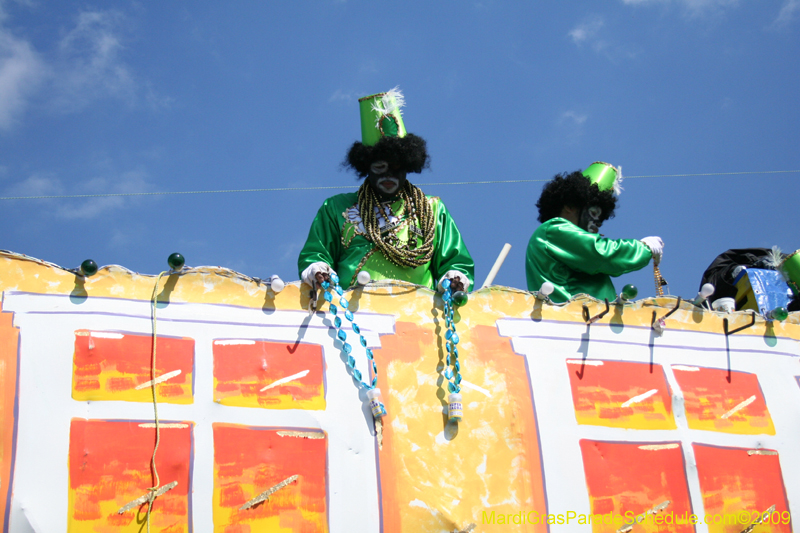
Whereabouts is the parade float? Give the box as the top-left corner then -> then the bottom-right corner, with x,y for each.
0,248 -> 798,532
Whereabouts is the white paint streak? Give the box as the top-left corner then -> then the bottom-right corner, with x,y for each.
260,369 -> 310,391
409,499 -> 440,517
240,475 -> 299,510
138,423 -> 189,429
135,369 -> 182,390
621,388 -> 658,408
748,449 -> 778,456
566,359 -> 604,366
75,331 -> 124,339
476,454 -> 487,475
118,481 -> 178,514
277,430 -> 324,439
391,418 -> 409,433
461,380 -> 492,397
721,395 -> 756,419
90,331 -> 125,339
214,339 -> 255,345
672,365 -> 700,371
638,443 -> 680,451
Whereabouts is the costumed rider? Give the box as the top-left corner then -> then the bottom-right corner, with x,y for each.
698,247 -> 800,312
298,87 -> 475,296
525,162 -> 664,303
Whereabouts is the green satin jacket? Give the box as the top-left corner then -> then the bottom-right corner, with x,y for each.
526,218 -> 652,303
298,192 -> 474,290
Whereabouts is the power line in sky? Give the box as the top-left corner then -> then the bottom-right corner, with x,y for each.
1,169 -> 797,201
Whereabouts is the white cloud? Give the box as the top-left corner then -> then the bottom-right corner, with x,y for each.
554,111 -> 589,145
774,0 -> 800,25
56,195 -> 126,219
280,242 -> 302,263
0,5 -> 168,129
0,27 -> 46,129
51,10 -> 136,112
569,17 -> 605,45
3,169 -> 154,219
567,17 -> 638,60
560,111 -> 588,126
109,228 -> 133,249
4,173 -> 63,197
329,89 -> 356,103
621,0 -> 739,16
54,169 -> 152,219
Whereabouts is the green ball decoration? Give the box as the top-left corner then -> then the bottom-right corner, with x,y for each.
168,253 -> 185,270
769,307 -> 789,321
621,284 -> 638,300
80,259 -> 98,277
452,291 -> 468,306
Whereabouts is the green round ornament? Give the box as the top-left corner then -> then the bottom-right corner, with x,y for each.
621,284 -> 638,300
769,307 -> 789,322
80,259 -> 98,277
168,253 -> 185,270
452,291 -> 468,306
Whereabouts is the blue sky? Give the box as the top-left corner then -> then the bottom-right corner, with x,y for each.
1,0 -> 798,300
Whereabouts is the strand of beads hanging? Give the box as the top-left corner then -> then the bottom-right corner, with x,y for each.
441,278 -> 464,422
654,264 -> 665,297
320,272 -> 387,419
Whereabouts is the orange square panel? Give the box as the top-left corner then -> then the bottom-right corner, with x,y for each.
213,340 -> 325,409
72,330 -> 194,404
0,306 -> 19,526
671,365 -> 774,434
68,419 -> 193,533
693,444 -> 792,533
212,424 -> 328,532
567,359 -> 675,429
580,440 -> 694,533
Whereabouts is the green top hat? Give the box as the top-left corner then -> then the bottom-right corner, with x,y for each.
583,161 -> 623,195
780,249 -> 800,296
358,87 -> 408,147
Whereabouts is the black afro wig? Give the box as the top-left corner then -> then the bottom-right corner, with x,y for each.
344,133 -> 430,178
536,171 -> 618,224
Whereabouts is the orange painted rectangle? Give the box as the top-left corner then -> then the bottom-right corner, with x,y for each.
693,444 -> 791,533
672,365 -> 774,434
68,419 -> 193,533
212,340 -> 325,409
72,330 -> 194,404
0,305 -> 19,532
212,423 -> 328,532
567,360 -> 675,429
580,440 -> 694,533
378,323 -> 548,533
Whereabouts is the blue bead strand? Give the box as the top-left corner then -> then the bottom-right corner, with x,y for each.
441,279 -> 463,396
321,274 -> 386,419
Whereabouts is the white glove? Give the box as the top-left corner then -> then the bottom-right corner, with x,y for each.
640,236 -> 664,265
301,261 -> 336,288
437,270 -> 471,293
